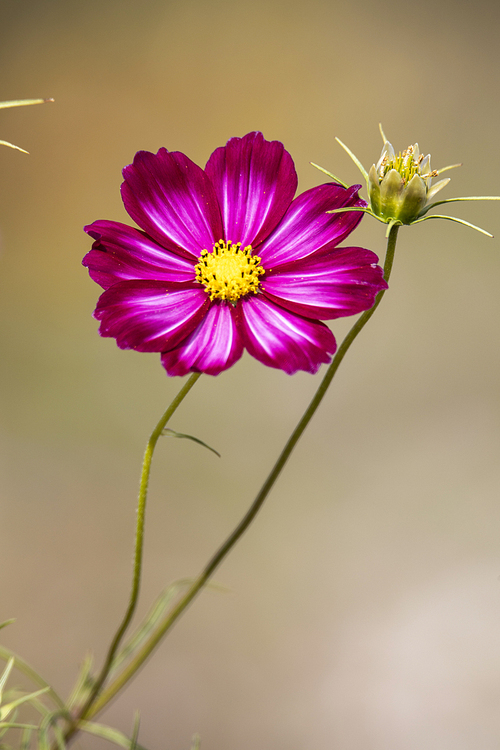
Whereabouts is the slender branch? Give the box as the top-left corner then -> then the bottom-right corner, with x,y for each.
64,372 -> 201,741
86,225 -> 400,719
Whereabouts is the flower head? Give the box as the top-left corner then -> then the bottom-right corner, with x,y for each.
83,132 -> 387,376
368,140 -> 450,224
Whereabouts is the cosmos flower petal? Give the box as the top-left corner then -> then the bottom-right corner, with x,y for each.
238,295 -> 336,375
258,183 -> 366,267
161,302 -> 244,376
94,281 -> 209,352
83,220 -> 196,289
121,149 -> 223,258
204,132 -> 297,248
262,247 -> 387,319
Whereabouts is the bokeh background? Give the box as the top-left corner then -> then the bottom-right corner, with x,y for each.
1,0 -> 500,748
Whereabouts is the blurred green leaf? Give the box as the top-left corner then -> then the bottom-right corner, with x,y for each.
66,653 -> 94,711
162,429 -> 220,457
0,648 -> 64,710
80,720 -> 149,750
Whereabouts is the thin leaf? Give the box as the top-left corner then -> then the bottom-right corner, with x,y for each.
0,688 -> 50,721
37,726 -> 49,750
0,723 -> 37,731
0,659 -> 14,702
0,648 -> 65,709
0,140 -> 28,154
20,726 -> 33,750
0,622 -> 15,633
309,162 -> 348,188
191,734 -> 201,750
66,654 -> 94,710
0,98 -> 53,110
335,137 -> 369,182
411,213 -> 493,237
420,195 -> 500,216
110,581 -> 191,673
51,722 -> 66,750
131,712 -> 140,750
162,429 -> 220,457
80,720 -> 149,750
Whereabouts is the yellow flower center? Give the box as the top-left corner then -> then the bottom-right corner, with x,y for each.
195,240 -> 265,303
379,144 -> 438,184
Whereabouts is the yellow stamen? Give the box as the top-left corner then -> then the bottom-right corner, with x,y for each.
195,240 -> 265,303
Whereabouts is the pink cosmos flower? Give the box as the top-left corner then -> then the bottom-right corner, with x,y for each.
83,132 -> 387,376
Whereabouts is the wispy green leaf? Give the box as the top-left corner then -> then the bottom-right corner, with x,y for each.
0,648 -> 65,710
20,726 -> 33,750
0,622 -> 15,633
162,429 -> 220,457
0,659 -> 14,702
0,688 -> 50,722
66,654 -> 94,710
131,712 -> 140,750
80,720 -> 149,750
111,581 -> 191,673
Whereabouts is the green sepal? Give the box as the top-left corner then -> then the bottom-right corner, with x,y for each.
335,137 -> 369,182
419,195 -> 500,217
326,206 -> 388,225
162,428 -> 221,457
411,213 -> 493,237
309,162 -> 348,188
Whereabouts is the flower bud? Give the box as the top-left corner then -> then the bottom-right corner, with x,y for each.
368,141 -> 450,224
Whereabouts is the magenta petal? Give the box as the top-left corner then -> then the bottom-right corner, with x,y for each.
121,149 -> 223,258
94,281 -> 209,352
83,220 -> 196,289
258,183 -> 366,267
238,296 -> 336,374
204,132 -> 297,248
262,246 -> 387,319
161,301 -> 243,376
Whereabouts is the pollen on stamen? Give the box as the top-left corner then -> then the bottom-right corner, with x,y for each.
195,240 -> 265,303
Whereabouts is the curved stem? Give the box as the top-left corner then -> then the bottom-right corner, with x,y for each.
65,372 -> 201,740
86,225 -> 400,719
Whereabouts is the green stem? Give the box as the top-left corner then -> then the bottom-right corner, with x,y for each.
85,224 -> 400,719
65,372 -> 201,740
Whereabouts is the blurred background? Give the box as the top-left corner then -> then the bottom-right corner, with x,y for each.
1,0 -> 500,748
